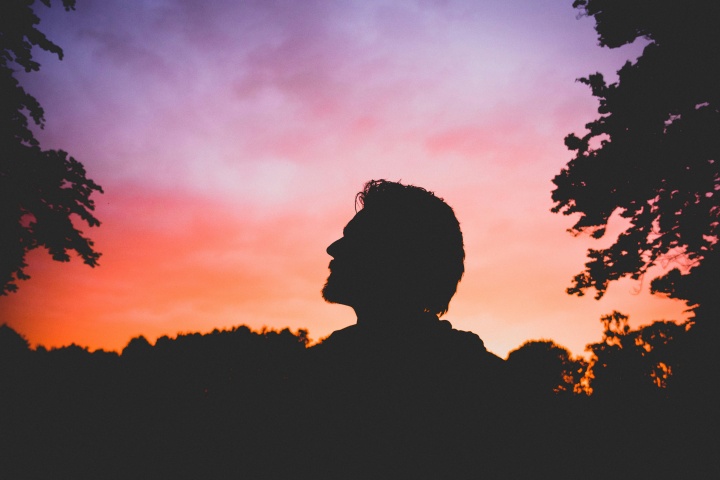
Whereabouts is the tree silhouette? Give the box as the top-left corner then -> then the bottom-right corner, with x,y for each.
507,340 -> 588,397
2,321 -> 717,478
0,0 -> 103,294
586,311 -> 685,399
0,323 -> 31,357
551,0 -> 719,316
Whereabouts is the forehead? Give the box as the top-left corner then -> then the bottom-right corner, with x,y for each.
343,209 -> 369,234
343,208 -> 385,237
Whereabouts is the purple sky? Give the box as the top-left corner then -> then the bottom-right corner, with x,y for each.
2,0 -> 687,358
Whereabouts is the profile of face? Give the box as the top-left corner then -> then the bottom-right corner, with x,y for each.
321,208 -> 399,310
322,179 -> 465,317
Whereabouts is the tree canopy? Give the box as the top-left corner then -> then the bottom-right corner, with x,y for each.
585,311 -> 685,398
1,0 -> 102,294
551,0 -> 720,315
507,340 -> 587,396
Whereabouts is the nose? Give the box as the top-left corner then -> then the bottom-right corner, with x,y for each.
326,238 -> 343,257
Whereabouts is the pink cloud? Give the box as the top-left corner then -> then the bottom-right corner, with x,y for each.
5,0 -> 688,360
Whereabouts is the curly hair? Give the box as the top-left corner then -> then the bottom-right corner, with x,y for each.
356,179 -> 465,316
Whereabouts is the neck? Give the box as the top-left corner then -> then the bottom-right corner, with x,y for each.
352,303 -> 433,331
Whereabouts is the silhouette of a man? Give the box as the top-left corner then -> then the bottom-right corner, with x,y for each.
311,180 -> 506,477
321,179 -> 497,353
322,179 -> 463,324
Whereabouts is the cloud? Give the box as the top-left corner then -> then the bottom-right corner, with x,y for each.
6,0 -> 686,358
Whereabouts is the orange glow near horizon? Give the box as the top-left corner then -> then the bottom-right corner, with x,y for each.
2,184 -> 688,359
0,0 -> 690,359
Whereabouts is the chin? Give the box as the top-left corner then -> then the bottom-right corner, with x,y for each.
322,278 -> 350,306
321,282 -> 339,304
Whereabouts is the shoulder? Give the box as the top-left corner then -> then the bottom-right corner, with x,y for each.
310,325 -> 362,359
438,319 -> 506,366
322,324 -> 358,344
443,321 -> 486,348
434,318 -> 485,351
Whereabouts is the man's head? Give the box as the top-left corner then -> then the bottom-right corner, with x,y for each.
322,179 -> 464,317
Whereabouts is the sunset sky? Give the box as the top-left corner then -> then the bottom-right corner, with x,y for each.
2,0 -> 689,358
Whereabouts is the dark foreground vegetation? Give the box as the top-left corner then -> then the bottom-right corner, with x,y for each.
1,315 -> 718,480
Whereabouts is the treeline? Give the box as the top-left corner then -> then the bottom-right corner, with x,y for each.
1,317 -> 717,479
0,326 -> 310,479
507,311 -> 709,401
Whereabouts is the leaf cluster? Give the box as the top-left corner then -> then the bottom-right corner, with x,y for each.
553,0 -> 720,304
507,340 -> 588,396
1,0 -> 103,294
586,311 -> 686,397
